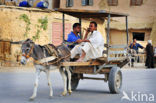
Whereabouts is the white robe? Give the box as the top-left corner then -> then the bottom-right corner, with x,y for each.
71,30 -> 104,61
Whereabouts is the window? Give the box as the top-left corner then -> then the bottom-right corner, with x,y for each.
130,0 -> 143,6
133,32 -> 145,41
52,22 -> 72,46
66,0 -> 73,7
82,0 -> 93,6
107,0 -> 118,6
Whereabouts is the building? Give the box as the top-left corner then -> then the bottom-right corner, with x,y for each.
59,0 -> 156,48
0,0 -> 156,66
0,4 -> 106,66
0,5 -> 75,66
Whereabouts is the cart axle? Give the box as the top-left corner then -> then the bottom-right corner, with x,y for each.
82,77 -> 107,81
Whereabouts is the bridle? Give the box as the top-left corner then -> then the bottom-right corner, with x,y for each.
22,45 -> 34,59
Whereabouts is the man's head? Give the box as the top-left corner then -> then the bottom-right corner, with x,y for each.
89,21 -> 97,32
133,38 -> 137,43
148,40 -> 152,44
73,23 -> 81,33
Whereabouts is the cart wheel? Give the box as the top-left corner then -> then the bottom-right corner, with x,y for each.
108,66 -> 122,94
71,73 -> 80,91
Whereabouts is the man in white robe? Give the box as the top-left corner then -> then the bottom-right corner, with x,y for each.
70,21 -> 104,62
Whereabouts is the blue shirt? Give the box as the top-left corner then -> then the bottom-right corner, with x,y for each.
67,32 -> 80,42
129,43 -> 143,52
67,32 -> 80,48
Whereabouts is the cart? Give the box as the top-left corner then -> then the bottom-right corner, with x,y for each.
56,8 -> 129,93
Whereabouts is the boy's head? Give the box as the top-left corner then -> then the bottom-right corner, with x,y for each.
73,23 -> 81,33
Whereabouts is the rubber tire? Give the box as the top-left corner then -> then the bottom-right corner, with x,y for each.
108,66 -> 122,94
71,73 -> 80,91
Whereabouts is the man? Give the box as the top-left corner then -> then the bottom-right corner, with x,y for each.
67,23 -> 82,48
129,38 -> 144,66
145,40 -> 154,68
70,21 -> 104,62
129,39 -> 144,53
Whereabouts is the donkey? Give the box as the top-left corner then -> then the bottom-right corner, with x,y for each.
20,39 -> 72,100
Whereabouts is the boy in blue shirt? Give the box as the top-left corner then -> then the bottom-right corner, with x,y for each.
67,23 -> 82,48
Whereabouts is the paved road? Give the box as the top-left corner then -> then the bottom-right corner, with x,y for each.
0,69 -> 156,103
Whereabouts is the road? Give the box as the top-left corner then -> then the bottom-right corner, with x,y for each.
0,69 -> 156,103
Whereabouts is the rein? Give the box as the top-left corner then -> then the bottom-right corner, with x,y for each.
33,54 -> 71,66
22,45 -> 34,59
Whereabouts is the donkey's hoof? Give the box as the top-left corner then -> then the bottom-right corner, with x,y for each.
49,96 -> 53,99
61,92 -> 67,96
29,96 -> 36,101
29,98 -> 35,101
68,90 -> 72,95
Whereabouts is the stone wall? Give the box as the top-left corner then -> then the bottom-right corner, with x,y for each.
0,6 -> 106,66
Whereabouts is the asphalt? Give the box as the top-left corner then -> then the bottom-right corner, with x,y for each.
0,68 -> 156,103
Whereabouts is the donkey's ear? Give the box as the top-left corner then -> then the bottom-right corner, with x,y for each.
25,38 -> 34,43
26,38 -> 31,42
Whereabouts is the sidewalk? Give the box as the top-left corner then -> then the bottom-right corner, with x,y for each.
0,66 -> 35,72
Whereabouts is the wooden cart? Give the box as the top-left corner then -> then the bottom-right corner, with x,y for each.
56,8 -> 129,93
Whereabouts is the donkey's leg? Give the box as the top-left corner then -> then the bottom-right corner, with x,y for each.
45,69 -> 53,98
30,70 -> 41,100
59,68 -> 67,96
65,66 -> 72,95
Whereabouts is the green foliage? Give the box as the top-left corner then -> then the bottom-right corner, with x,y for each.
32,29 -> 40,41
32,17 -> 48,41
38,17 -> 48,30
19,14 -> 31,37
19,14 -> 48,41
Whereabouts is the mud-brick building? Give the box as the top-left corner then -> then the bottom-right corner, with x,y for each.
1,0 -> 156,66
0,6 -> 76,66
0,5 -> 106,67
60,0 -> 156,48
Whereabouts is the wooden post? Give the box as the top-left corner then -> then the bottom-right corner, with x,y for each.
107,14 -> 111,60
107,14 -> 111,46
126,16 -> 129,45
79,18 -> 82,38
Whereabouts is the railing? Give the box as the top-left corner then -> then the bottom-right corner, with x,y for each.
107,44 -> 128,62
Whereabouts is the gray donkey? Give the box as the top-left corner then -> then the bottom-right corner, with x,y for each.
20,39 -> 72,100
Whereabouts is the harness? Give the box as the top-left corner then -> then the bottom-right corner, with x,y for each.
33,44 -> 71,66
22,45 -> 34,59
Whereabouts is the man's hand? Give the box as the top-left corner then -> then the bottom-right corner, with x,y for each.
84,28 -> 90,40
83,39 -> 90,42
76,39 -> 90,43
76,39 -> 83,43
75,28 -> 90,44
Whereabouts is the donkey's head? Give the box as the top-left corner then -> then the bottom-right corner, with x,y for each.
21,39 -> 34,65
